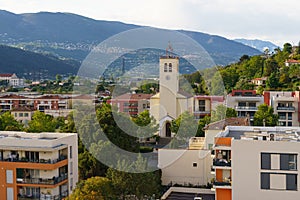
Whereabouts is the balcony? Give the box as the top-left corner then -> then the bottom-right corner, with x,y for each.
17,174 -> 68,185
235,106 -> 257,111
213,181 -> 232,189
18,191 -> 68,200
213,160 -> 231,168
1,155 -> 67,164
277,106 -> 295,111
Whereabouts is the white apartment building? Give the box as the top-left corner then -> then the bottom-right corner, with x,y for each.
0,131 -> 78,200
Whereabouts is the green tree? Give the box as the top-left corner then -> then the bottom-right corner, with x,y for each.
170,111 -> 198,143
197,115 -> 211,137
266,72 -> 280,89
59,112 -> 77,133
131,110 -> 158,139
27,111 -> 56,132
211,105 -> 237,122
106,156 -> 161,200
0,112 -> 23,131
67,176 -> 115,200
283,43 -> 293,54
253,104 -> 278,126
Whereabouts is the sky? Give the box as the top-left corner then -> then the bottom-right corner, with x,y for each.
0,0 -> 299,46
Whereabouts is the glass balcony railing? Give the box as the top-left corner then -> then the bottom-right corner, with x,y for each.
0,155 -> 67,164
277,106 -> 295,111
17,174 -> 68,185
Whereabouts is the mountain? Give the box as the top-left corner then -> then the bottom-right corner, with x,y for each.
0,45 -> 79,79
234,39 -> 279,53
0,10 -> 262,67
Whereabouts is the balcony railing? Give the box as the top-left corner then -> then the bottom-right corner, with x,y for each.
235,106 -> 257,111
277,106 -> 295,111
213,181 -> 231,186
17,174 -> 68,185
213,160 -> 231,167
18,191 -> 68,200
1,155 -> 67,164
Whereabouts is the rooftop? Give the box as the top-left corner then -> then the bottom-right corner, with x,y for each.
204,117 -> 249,130
0,131 -> 76,151
216,126 -> 300,143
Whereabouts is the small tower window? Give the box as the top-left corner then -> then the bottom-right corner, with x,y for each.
164,63 -> 168,72
169,63 -> 172,72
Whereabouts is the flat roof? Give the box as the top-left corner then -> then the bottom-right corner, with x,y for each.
219,126 -> 300,143
0,131 -> 76,150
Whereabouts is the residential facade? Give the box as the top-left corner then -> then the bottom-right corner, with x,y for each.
264,91 -> 300,127
0,131 -> 78,200
213,126 -> 300,200
107,93 -> 152,117
226,90 -> 264,125
0,74 -> 24,87
158,137 -> 212,187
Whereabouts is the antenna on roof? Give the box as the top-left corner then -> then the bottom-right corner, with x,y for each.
166,41 -> 173,57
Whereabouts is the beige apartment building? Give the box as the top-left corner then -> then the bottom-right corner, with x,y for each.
213,126 -> 300,200
0,131 -> 78,200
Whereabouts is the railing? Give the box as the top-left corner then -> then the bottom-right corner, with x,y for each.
17,174 -> 68,185
277,106 -> 295,111
1,155 -> 67,164
213,160 -> 231,167
235,106 -> 257,110
214,181 -> 231,186
18,191 -> 68,200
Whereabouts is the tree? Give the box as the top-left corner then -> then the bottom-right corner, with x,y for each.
106,156 -> 161,200
67,176 -> 115,200
26,111 -> 56,132
266,72 -> 280,89
283,43 -> 292,54
0,112 -> 23,131
170,111 -> 198,142
211,105 -> 237,122
253,104 -> 278,126
197,115 -> 211,137
131,110 -> 158,139
59,112 -> 77,133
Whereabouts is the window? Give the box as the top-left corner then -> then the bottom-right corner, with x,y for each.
70,178 -> 73,191
280,154 -> 297,170
198,100 -> 206,111
164,63 -> 168,72
261,173 -> 297,191
7,188 -> 13,200
238,102 -> 246,107
193,162 -> 198,167
70,146 -> 73,159
261,173 -> 270,189
288,113 -> 292,120
19,113 -> 23,117
169,63 -> 172,72
6,170 -> 13,184
24,113 -> 29,117
261,153 -> 271,169
278,112 -> 286,120
262,153 -> 297,171
70,161 -> 73,175
286,174 -> 297,190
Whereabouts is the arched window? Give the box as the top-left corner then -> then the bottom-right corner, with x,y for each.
169,63 -> 172,72
164,63 -> 168,72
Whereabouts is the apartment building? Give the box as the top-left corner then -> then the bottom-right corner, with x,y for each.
226,90 -> 264,125
264,91 -> 300,126
193,96 -> 224,120
0,131 -> 78,200
108,93 -> 152,117
213,126 -> 300,200
0,74 -> 24,87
